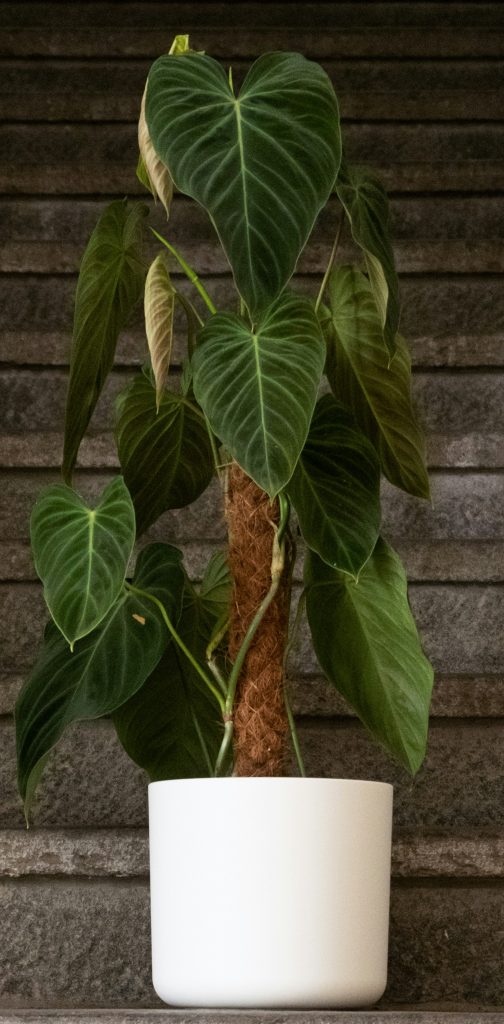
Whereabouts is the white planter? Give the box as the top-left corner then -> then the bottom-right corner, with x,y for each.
148,777 -> 393,1009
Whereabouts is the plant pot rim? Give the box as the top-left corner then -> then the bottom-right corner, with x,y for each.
149,777 -> 393,792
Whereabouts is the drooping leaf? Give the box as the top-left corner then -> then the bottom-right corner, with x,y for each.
115,370 -> 214,534
113,551 -> 231,780
16,543 -> 185,816
63,200 -> 148,481
286,395 -> 380,578
305,539 -> 434,774
145,51 -> 341,316
335,162 -> 399,355
144,254 -> 176,408
192,293 -> 325,497
325,265 -> 430,500
30,476 -> 136,650
137,85 -> 174,215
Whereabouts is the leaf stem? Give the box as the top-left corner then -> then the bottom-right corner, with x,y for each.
314,214 -> 344,314
284,684 -> 306,777
124,582 -> 225,713
151,228 -> 217,315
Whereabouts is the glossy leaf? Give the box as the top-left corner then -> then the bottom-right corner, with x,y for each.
287,395 -> 380,578
144,254 -> 176,408
137,85 -> 174,215
16,543 -> 185,816
63,200 -> 148,481
305,539 -> 434,774
336,163 -> 399,355
325,265 -> 430,500
192,294 -> 325,496
115,370 -> 214,534
30,477 -> 136,650
113,552 -> 231,780
146,51 -> 341,316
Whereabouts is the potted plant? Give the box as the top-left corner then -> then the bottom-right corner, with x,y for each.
15,36 -> 433,1009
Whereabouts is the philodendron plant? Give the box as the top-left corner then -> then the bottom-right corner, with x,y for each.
16,36 -> 434,818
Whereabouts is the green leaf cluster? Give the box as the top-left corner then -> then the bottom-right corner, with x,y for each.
16,40 -> 435,817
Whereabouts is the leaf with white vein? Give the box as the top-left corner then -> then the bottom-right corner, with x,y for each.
137,84 -> 173,215
192,293 -> 326,497
146,50 -> 341,316
30,477 -> 136,649
287,395 -> 381,578
144,254 -> 176,408
325,265 -> 430,500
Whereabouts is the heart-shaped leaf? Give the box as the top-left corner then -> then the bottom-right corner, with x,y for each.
144,254 -> 176,408
336,163 -> 399,356
115,370 -> 214,534
287,395 -> 380,578
325,265 -> 430,500
113,551 -> 231,780
30,476 -> 136,649
192,294 -> 325,497
146,51 -> 341,316
63,199 -> 148,481
305,539 -> 434,774
16,543 -> 185,817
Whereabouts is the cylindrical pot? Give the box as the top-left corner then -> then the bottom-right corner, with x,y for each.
149,777 -> 393,1009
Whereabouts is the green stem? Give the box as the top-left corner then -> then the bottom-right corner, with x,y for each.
151,228 -> 217,315
314,214 -> 344,314
125,582 -> 225,713
213,496 -> 291,776
284,684 -> 306,777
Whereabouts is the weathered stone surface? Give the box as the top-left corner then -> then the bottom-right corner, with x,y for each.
2,196 -> 502,274
0,877 -> 502,1006
2,123 -> 502,193
1,718 -> 503,830
2,829 -> 503,880
2,275 -> 502,369
1,1015 -> 504,1024
2,57 -> 503,121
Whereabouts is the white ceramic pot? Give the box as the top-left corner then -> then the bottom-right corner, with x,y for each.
149,777 -> 393,1008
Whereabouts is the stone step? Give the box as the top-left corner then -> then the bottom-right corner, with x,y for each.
1,829 -> 503,880
2,123 -> 502,194
1,718 -> 503,830
2,0 -> 504,58
1,1016 -> 504,1024
1,876 -> 503,1006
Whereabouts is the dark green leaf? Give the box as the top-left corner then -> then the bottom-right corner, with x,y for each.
63,200 -> 148,481
325,265 -> 430,500
287,395 -> 380,578
192,294 -> 325,497
305,539 -> 433,774
335,163 -> 399,355
115,371 -> 214,534
30,477 -> 135,649
16,543 -> 185,816
146,51 -> 341,316
113,552 -> 231,780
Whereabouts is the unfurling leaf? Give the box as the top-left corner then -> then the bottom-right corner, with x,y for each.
16,543 -> 185,818
192,293 -> 326,497
336,162 -> 399,356
287,395 -> 380,579
115,370 -> 214,534
144,254 -> 176,408
146,51 -> 341,316
325,265 -> 430,500
305,539 -> 434,774
138,85 -> 174,215
30,476 -> 136,649
63,200 -> 148,481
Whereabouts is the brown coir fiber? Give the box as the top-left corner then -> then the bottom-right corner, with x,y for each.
226,462 -> 291,776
